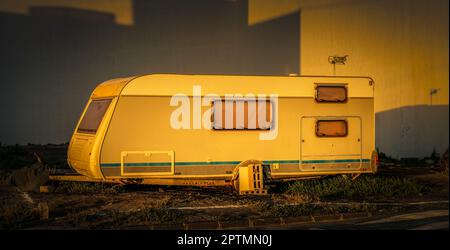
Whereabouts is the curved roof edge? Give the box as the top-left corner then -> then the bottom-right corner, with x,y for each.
120,74 -> 374,98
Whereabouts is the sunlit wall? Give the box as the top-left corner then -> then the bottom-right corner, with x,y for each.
250,0 -> 449,158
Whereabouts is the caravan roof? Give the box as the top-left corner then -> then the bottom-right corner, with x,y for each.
90,74 -> 374,99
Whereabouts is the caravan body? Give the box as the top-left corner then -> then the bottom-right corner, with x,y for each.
67,74 -> 377,186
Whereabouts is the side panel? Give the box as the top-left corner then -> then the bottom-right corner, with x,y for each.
100,96 -> 374,178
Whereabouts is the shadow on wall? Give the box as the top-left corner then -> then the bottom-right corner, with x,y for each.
376,105 -> 449,159
0,0 -> 299,145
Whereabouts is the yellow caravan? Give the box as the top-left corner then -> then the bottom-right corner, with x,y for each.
67,74 -> 377,194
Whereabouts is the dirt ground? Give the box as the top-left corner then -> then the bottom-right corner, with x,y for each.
0,144 -> 448,230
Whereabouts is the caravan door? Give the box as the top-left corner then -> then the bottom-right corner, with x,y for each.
300,116 -> 362,171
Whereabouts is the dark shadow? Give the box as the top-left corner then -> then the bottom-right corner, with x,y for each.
0,0 -> 299,145
376,105 -> 449,159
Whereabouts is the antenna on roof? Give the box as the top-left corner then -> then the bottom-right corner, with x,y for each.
328,55 -> 348,75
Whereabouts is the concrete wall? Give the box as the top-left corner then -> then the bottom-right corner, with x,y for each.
0,0 -> 299,145
1,0 -> 448,159
250,0 -> 449,158
0,0 -> 134,25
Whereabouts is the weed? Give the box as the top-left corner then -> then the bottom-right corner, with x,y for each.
286,175 -> 428,200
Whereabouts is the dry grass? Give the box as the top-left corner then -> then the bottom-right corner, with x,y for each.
0,200 -> 39,229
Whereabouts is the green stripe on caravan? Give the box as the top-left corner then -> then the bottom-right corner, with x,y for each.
100,159 -> 370,168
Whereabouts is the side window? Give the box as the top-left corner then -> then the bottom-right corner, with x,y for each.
315,85 -> 347,103
77,99 -> 112,134
212,99 -> 272,130
316,120 -> 348,137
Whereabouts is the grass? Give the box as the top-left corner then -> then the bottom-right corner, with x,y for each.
82,206 -> 184,229
0,200 -> 39,229
268,203 -> 376,217
60,196 -> 182,229
0,145 -> 35,170
249,198 -> 376,217
60,207 -> 182,229
0,144 -> 69,170
107,196 -> 182,228
112,207 -> 182,225
286,175 -> 428,200
56,182 -> 126,194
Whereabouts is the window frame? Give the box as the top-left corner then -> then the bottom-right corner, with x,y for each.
211,98 -> 274,131
76,98 -> 112,134
314,85 -> 348,103
315,119 -> 348,138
